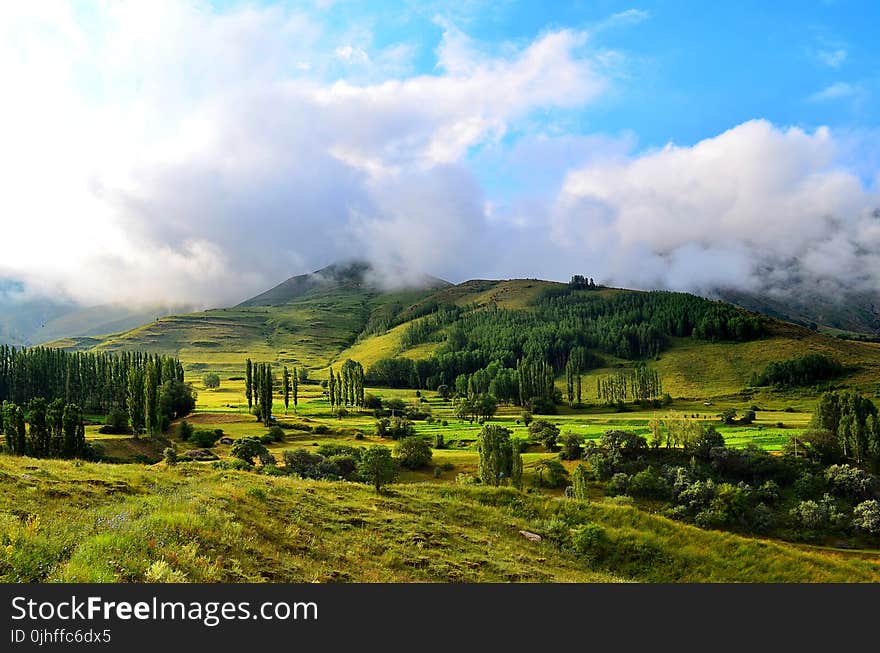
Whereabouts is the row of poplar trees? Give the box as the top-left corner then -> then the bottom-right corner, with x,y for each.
597,363 -> 663,405
245,360 -> 302,425
0,345 -> 184,415
328,359 -> 365,408
1,398 -> 87,458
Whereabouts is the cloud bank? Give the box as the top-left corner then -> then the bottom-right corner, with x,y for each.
0,2 -> 877,310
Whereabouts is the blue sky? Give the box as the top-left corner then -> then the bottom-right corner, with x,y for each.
0,1 -> 878,306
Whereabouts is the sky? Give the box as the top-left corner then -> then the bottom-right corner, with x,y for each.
0,0 -> 878,308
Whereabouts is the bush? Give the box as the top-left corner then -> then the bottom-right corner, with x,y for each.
375,417 -> 415,440
824,464 -> 877,501
191,430 -> 221,448
607,473 -> 630,497
394,437 -> 433,470
163,447 -> 177,465
790,494 -> 846,531
329,455 -> 359,480
683,425 -> 725,460
267,425 -> 285,442
212,458 -> 252,471
363,394 -> 383,410
740,409 -> 756,425
202,372 -> 220,389
534,459 -> 569,489
316,444 -> 361,459
231,437 -> 269,465
177,419 -> 194,442
571,523 -> 609,560
456,473 -> 478,486
313,425 -> 330,435
434,433 -> 446,449
101,407 -> 130,435
560,433 -> 583,461
520,411 -> 533,427
628,466 -> 671,500
794,471 -> 827,500
358,445 -> 399,493
852,500 -> 880,534
528,419 -> 560,451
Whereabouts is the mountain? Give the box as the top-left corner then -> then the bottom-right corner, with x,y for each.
0,280 -> 192,347
237,260 -> 451,307
42,264 -> 880,399
716,287 -> 880,337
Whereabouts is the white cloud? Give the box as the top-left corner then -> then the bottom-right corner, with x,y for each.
816,47 -> 847,68
808,81 -> 860,102
551,120 -> 880,295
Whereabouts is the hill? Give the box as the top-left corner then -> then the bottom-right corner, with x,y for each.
3,455 -> 879,583
43,267 -> 880,399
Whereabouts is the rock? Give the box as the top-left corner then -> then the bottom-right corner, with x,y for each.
518,530 -> 542,542
219,437 -> 234,445
183,448 -> 219,461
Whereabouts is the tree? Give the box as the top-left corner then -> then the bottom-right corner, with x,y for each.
230,437 -> 268,465
528,419 -> 560,451
245,359 -> 253,411
394,437 -> 433,470
27,398 -> 49,457
572,464 -> 591,501
477,424 -> 514,486
282,366 -> 291,413
202,372 -> 220,389
3,401 -> 26,455
292,366 -> 299,412
520,411 -> 533,427
511,441 -> 524,490
560,432 -> 583,460
719,408 -> 738,425
61,403 -> 86,458
127,366 -> 145,437
358,445 -> 398,493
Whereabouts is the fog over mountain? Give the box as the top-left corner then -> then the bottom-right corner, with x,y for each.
1,3 -> 878,332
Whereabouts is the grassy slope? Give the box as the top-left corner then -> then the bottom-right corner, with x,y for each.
3,455 -> 879,583
43,277 -> 880,398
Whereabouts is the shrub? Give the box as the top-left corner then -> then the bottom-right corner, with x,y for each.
456,473 -> 478,486
852,500 -> 880,534
202,372 -> 220,389
316,444 -> 361,459
520,411 -> 533,427
528,419 -> 560,451
358,445 -> 399,493
751,502 -> 775,533
607,473 -> 630,496
740,409 -> 756,425
329,455 -> 359,480
267,425 -> 285,442
560,433 -> 583,461
313,425 -> 330,435
534,459 -> 569,489
824,464 -> 877,501
101,408 -> 130,435
441,420 -> 448,427
177,419 -> 194,441
394,437 -> 433,470
212,458 -> 252,471
790,494 -> 846,531
258,433 -> 275,444
571,523 -> 609,560
363,394 -> 383,410
628,466 -> 671,500
434,433 -> 446,449
375,417 -> 415,440
191,430 -> 221,448
794,471 -> 827,500
163,447 -> 177,465
231,437 -> 269,465
260,464 -> 285,477
571,464 -> 590,501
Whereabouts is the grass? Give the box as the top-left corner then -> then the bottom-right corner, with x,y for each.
3,455 -> 879,583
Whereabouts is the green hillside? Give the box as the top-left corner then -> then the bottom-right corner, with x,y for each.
3,455 -> 879,583
45,267 -> 880,401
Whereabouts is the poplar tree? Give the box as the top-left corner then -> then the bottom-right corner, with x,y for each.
282,366 -> 291,413
246,358 -> 253,411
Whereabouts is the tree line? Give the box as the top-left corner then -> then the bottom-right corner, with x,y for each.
597,363 -> 664,406
750,354 -> 844,388
329,359 -> 365,408
0,345 -> 185,414
1,398 -> 87,458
